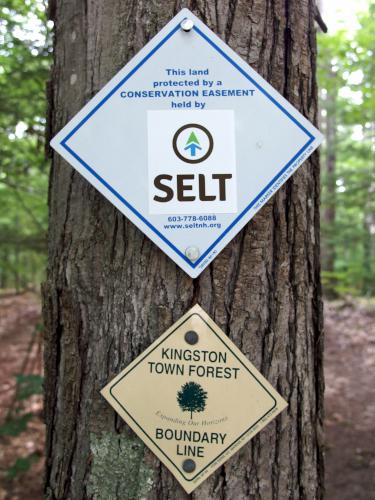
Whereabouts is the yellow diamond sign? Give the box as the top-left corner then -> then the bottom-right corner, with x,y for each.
101,305 -> 287,493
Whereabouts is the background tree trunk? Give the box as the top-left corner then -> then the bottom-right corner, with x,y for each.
43,1 -> 324,499
321,69 -> 337,297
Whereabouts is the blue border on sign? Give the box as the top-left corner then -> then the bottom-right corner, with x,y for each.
61,22 -> 315,270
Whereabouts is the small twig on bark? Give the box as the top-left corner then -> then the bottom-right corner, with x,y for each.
315,5 -> 328,33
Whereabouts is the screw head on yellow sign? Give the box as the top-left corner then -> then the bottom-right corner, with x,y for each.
101,305 -> 287,493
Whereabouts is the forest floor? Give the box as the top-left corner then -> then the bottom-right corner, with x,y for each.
0,294 -> 374,499
324,298 -> 375,500
0,293 -> 44,500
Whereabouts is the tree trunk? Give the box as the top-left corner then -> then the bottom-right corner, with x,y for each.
43,1 -> 324,499
321,71 -> 337,296
363,205 -> 374,295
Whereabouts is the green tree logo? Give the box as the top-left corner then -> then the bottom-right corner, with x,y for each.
183,131 -> 202,157
177,381 -> 207,419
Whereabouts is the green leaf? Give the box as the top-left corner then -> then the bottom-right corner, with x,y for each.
6,453 -> 39,479
0,413 -> 33,437
15,374 -> 43,400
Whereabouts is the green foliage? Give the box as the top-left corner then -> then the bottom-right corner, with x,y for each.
0,374 -> 43,439
318,4 -> 375,297
7,453 -> 39,479
0,413 -> 33,437
321,270 -> 359,297
0,0 -> 51,290
15,374 -> 43,400
0,373 -> 43,436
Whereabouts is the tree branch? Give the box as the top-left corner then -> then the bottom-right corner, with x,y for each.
315,5 -> 328,33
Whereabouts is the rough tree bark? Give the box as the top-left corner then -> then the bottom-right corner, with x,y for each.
43,1 -> 324,499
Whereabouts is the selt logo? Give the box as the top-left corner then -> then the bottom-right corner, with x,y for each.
173,124 -> 214,164
148,110 -> 237,215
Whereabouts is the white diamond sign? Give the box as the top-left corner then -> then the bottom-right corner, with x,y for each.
51,8 -> 323,278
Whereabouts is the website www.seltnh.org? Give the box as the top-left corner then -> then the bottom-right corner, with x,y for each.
164,221 -> 222,230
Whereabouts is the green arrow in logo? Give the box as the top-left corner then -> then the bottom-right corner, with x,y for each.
184,131 -> 202,157
186,131 -> 200,146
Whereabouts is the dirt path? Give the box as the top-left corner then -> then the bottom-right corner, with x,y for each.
0,295 -> 374,499
325,300 -> 375,500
